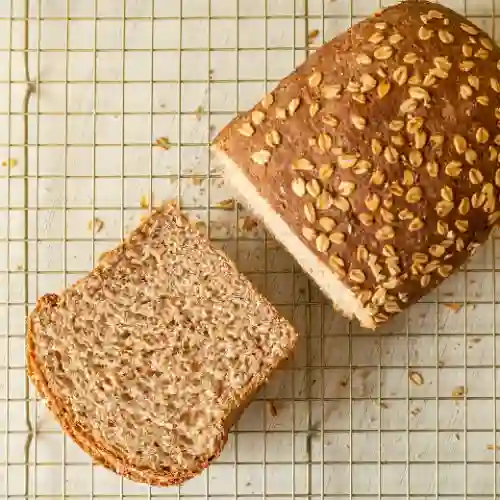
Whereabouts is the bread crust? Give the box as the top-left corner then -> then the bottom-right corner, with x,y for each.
26,202 -> 297,487
213,0 -> 500,326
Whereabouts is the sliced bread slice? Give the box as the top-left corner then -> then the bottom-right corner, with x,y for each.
27,202 -> 297,486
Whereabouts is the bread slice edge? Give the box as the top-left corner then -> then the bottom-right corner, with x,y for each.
26,202 -> 298,486
214,149 -> 376,329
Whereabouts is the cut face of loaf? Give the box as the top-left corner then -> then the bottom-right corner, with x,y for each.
213,0 -> 500,328
27,203 -> 297,486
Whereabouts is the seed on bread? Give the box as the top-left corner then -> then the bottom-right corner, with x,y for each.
251,150 -> 271,165
288,98 -> 301,116
374,45 -> 393,60
238,123 -> 255,137
308,71 -> 323,88
291,177 -> 306,197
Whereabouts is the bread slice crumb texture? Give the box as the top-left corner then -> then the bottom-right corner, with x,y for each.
27,203 -> 297,486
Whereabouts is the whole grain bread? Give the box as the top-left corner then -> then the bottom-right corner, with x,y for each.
213,0 -> 500,328
27,203 -> 297,486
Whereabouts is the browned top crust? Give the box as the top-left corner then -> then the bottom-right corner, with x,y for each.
27,203 -> 297,486
214,0 -> 500,326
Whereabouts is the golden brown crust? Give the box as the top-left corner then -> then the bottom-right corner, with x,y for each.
26,202 -> 296,487
214,1 -> 500,326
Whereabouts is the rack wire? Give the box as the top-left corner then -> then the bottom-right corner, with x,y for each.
2,0 -> 500,498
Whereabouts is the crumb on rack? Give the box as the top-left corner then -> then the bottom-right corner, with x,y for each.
444,302 -> 463,312
409,371 -> 424,386
2,158 -> 17,168
240,215 -> 259,232
154,137 -> 171,150
194,105 -> 204,121
452,385 -> 467,399
215,198 -> 236,210
191,176 -> 204,186
139,195 -> 150,209
410,407 -> 422,417
308,29 -> 320,43
87,218 -> 104,233
487,444 -> 500,451
266,400 -> 278,417
193,220 -> 207,232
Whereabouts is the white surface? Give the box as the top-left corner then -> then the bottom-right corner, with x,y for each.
2,0 -> 500,498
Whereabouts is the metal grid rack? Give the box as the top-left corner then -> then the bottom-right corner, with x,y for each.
2,0 -> 500,498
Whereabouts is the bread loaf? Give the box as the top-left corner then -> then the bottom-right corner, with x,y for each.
27,203 -> 297,486
213,0 -> 500,328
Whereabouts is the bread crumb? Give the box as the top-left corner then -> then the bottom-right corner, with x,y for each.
193,220 -> 207,233
215,198 -> 235,210
15,264 -> 23,271
411,407 -> 422,417
154,137 -> 171,150
409,371 -> 424,386
378,401 -> 388,409
191,177 -> 204,186
2,158 -> 17,168
452,385 -> 467,399
139,195 -> 149,209
487,444 -> 500,451
240,216 -> 259,232
308,29 -> 320,43
87,218 -> 104,233
444,302 -> 463,312
194,105 -> 204,121
267,400 -> 278,417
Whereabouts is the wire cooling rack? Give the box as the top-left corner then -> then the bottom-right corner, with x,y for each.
2,0 -> 500,498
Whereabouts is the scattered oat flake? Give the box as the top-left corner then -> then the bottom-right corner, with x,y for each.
2,158 -> 17,168
452,386 -> 467,399
308,29 -> 320,43
87,218 -> 104,233
194,104 -> 204,121
409,371 -> 424,386
139,195 -> 149,209
444,302 -> 463,312
216,198 -> 235,210
154,137 -> 171,150
267,400 -> 278,417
